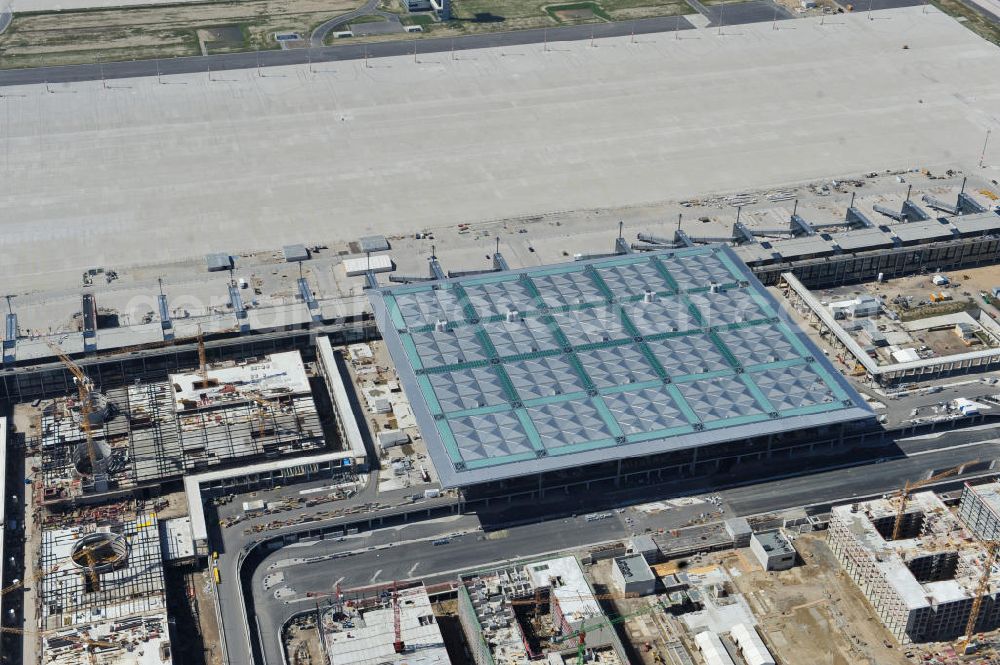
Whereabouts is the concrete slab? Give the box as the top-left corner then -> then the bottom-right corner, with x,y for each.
1,7 -> 999,286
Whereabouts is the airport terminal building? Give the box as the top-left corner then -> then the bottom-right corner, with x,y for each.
369,245 -> 877,503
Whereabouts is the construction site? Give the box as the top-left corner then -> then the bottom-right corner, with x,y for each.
0,323 -> 378,665
458,554 -> 631,664
829,483 -> 1000,647
28,347 -> 327,507
36,511 -> 171,665
781,263 -> 1000,387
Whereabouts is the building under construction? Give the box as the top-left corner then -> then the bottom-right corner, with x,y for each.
37,511 -> 172,665
958,481 -> 1000,543
458,556 -> 629,665
828,492 -> 1000,643
320,584 -> 451,665
35,350 -> 327,506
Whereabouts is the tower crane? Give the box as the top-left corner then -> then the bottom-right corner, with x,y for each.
0,565 -> 114,649
246,392 -> 280,439
392,581 -> 404,654
45,341 -> 102,482
552,601 -> 664,665
197,325 -> 208,386
958,539 -> 1000,654
891,460 -> 978,541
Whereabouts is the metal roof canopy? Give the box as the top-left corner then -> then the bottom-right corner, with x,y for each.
950,212 -> 1000,237
205,253 -> 233,272
831,227 -> 894,252
368,245 -> 873,488
770,235 -> 834,260
359,235 -> 390,253
891,219 -> 955,244
283,244 -> 310,263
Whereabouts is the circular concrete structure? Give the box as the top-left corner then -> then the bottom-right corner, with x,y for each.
72,439 -> 111,476
71,532 -> 130,575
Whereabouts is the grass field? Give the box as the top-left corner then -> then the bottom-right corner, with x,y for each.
321,0 -> 693,43
931,0 -> 1000,45
4,0 -> 993,70
0,0 -> 362,69
449,0 -> 692,31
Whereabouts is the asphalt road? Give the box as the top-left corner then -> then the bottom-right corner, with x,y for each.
228,427 -> 1000,664
253,517 -> 631,664
310,0 -> 380,46
0,15 -> 696,88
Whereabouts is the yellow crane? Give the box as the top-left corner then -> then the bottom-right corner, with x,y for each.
958,540 -> 1000,654
45,341 -> 101,480
76,541 -> 104,593
197,324 -> 207,386
0,565 -> 115,649
247,392 -> 279,439
891,460 -> 978,541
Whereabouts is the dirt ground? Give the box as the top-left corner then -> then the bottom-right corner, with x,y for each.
191,568 -> 225,665
0,0 -> 362,69
729,534 -> 910,665
0,0 -> 695,68
433,599 -> 475,663
323,0 -> 693,45
588,559 -> 678,664
284,621 -> 325,665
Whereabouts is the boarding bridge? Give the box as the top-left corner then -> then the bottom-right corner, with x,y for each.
228,285 -> 250,334
297,278 -> 322,323
158,294 -> 174,341
3,314 -> 16,366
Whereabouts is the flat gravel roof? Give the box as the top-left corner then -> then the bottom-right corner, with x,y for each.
369,245 -> 872,487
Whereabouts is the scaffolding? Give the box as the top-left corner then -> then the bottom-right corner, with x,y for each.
33,511 -> 172,664
829,492 -> 1000,643
36,350 -> 326,505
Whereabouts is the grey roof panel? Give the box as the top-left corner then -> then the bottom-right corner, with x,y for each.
368,245 -> 874,488
283,244 -> 310,262
831,227 -> 893,252
950,212 -> 1000,237
359,235 -> 390,253
205,253 -> 232,272
891,219 -> 954,243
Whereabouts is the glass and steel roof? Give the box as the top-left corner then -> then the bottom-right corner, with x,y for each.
368,245 -> 872,488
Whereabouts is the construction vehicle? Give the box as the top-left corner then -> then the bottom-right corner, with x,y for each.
979,189 -> 998,201
45,341 -> 106,488
958,540 -> 1000,654
552,601 -> 664,665
891,460 -> 978,541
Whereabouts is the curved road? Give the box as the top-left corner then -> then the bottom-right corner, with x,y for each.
226,423 -> 1000,664
311,0 -> 385,47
